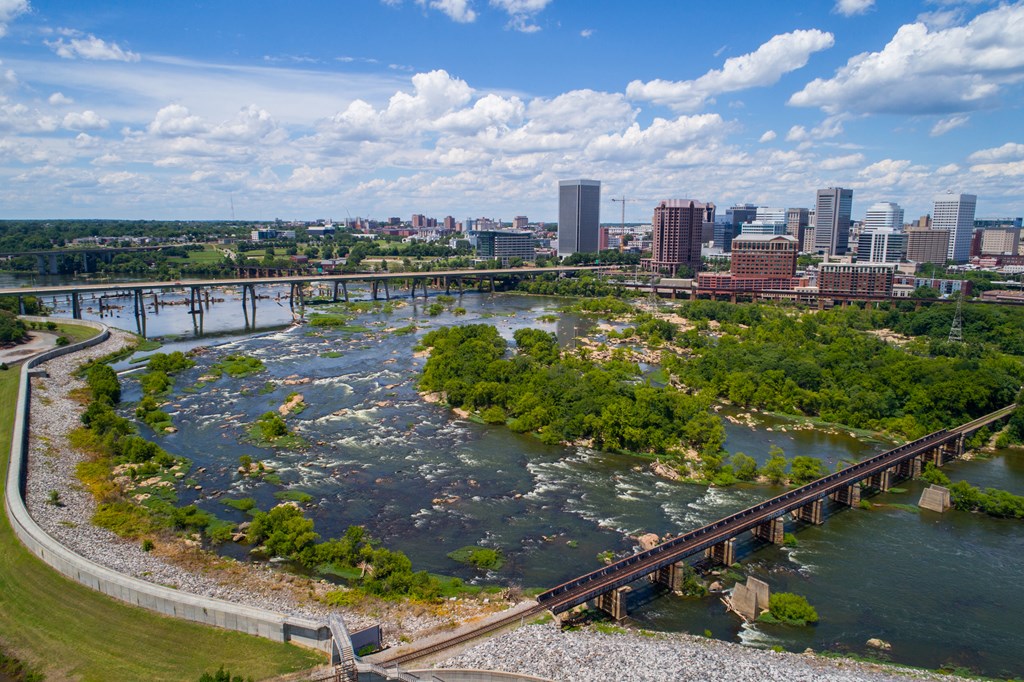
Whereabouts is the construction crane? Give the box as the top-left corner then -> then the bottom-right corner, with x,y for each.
610,196 -> 640,231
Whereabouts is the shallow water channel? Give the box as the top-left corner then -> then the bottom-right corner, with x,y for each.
42,283 -> 1022,678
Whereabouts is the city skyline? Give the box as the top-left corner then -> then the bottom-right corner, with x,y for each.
0,1 -> 1022,221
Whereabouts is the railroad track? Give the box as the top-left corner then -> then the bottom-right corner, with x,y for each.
378,603 -> 549,667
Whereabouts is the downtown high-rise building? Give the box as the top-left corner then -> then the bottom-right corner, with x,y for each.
558,179 -> 601,257
814,187 -> 853,256
932,191 -> 977,263
645,199 -> 714,276
863,202 -> 905,232
786,208 -> 810,248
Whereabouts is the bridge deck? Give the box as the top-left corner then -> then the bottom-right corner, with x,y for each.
0,266 -> 605,298
539,404 -> 1015,613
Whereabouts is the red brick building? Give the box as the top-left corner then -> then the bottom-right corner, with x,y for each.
643,200 -> 714,276
818,262 -> 896,297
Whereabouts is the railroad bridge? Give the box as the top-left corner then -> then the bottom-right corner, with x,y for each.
536,405 -> 1016,620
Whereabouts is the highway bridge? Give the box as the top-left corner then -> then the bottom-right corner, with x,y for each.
0,265 -> 608,335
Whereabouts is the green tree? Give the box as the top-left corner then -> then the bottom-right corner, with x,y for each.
760,446 -> 788,484
730,452 -> 758,481
789,456 -> 825,485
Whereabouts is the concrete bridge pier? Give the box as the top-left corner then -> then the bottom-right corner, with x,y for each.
895,457 -> 922,480
595,586 -> 631,620
239,280 -> 256,325
652,561 -> 688,591
792,498 -> 824,525
829,484 -> 861,507
866,469 -> 892,492
751,517 -> 785,544
70,292 -> 82,320
444,276 -> 450,295
132,289 -> 147,337
705,538 -> 736,565
17,295 -> 25,315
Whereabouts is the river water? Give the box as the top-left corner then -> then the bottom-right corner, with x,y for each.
13,276 -> 1024,678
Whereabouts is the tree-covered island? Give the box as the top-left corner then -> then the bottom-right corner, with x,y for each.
418,299 -> 1024,485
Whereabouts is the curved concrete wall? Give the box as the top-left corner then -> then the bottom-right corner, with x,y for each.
4,318 -> 331,651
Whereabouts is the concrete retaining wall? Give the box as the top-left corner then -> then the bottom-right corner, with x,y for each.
3,317 -> 331,652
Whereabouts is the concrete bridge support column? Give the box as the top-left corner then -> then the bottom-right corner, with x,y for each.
332,281 -> 340,303
71,292 -> 82,320
18,296 -> 25,315
48,253 -> 58,275
752,517 -> 785,544
704,538 -> 736,566
371,281 -> 378,300
652,561 -> 687,591
866,470 -> 892,492
595,586 -> 630,621
829,484 -> 861,507
895,458 -> 921,480
444,277 -> 450,295
382,280 -> 390,300
792,498 -> 824,525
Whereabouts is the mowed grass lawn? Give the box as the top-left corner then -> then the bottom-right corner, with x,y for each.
166,246 -> 228,265
52,322 -> 102,345
0,364 -> 324,681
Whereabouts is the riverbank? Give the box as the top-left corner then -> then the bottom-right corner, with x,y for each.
23,330 -> 508,649
435,623 -> 978,682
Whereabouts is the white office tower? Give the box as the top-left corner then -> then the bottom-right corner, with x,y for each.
857,228 -> 906,263
932,192 -> 977,263
864,202 -> 905,232
754,207 -> 787,223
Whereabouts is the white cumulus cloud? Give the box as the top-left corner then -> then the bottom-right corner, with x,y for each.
0,0 -> 29,38
789,4 -> 1024,115
416,0 -> 477,23
48,92 -> 74,105
627,29 -> 834,110
47,32 -> 141,62
490,0 -> 552,32
835,0 -> 874,17
930,115 -> 969,137
759,130 -> 777,143
147,104 -> 207,137
62,110 -> 109,130
968,142 -> 1024,164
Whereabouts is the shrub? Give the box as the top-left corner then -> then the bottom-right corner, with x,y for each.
920,462 -> 951,487
55,335 -> 70,346
141,538 -> 155,552
256,412 -> 289,440
447,546 -> 504,570
765,592 -> 818,626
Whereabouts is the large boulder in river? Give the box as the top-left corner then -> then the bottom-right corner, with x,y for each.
637,533 -> 660,551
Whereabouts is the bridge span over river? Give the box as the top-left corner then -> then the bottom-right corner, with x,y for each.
376,403 -> 1015,667
0,265 -> 607,335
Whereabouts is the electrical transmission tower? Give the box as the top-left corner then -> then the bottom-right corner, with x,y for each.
948,271 -> 964,343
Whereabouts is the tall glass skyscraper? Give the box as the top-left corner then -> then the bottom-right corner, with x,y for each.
814,187 -> 853,256
558,179 -> 601,257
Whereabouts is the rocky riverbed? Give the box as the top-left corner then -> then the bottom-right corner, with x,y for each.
435,623 -> 975,682
21,330 -> 497,643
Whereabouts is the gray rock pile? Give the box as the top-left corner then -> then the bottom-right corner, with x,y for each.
435,624 -> 972,682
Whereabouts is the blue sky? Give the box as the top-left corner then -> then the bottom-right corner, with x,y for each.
0,0 -> 1022,222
